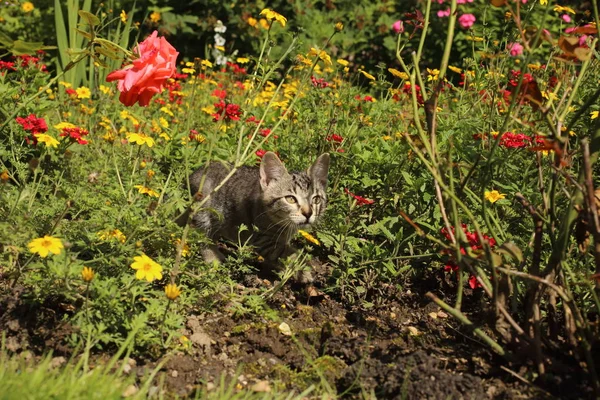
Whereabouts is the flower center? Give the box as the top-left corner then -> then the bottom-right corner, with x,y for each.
41,239 -> 52,247
142,263 -> 153,271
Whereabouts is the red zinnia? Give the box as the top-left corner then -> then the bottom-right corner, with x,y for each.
344,188 -> 375,206
60,127 -> 89,145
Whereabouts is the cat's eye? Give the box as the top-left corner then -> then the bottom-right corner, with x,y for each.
313,196 -> 322,204
285,196 -> 297,204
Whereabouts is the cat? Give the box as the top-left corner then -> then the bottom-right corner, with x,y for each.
183,152 -> 330,277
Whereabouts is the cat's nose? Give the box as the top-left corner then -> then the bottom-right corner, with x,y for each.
301,207 -> 312,222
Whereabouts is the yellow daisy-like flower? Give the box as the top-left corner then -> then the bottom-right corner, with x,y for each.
34,133 -> 60,148
99,85 -> 111,94
388,68 -> 409,80
81,266 -> 95,282
201,59 -> 213,68
484,190 -> 506,204
553,5 -> 575,14
130,253 -> 163,282
259,18 -> 270,30
164,283 -> 181,300
120,10 -> 127,23
133,185 -> 159,198
22,1 -> 34,13
298,230 -> 320,246
540,0 -> 547,5
359,70 -> 376,81
236,57 -> 250,64
149,11 -> 161,23
334,22 -> 344,32
28,235 -> 64,258
308,48 -> 332,66
591,111 -> 599,120
337,59 -> 349,67
54,122 -> 76,130
259,8 -> 287,27
160,106 -> 174,116
97,228 -> 127,243
126,132 -> 155,147
159,117 -> 169,129
76,86 -> 91,99
448,65 -> 462,74
59,81 -> 72,88
426,68 -> 440,82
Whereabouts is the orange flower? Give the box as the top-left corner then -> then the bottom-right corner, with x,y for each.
106,31 -> 179,107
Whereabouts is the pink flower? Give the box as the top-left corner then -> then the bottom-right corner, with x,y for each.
507,42 -> 523,57
458,13 -> 476,29
392,20 -> 404,34
106,31 -> 179,107
437,8 -> 451,17
561,14 -> 571,23
456,0 -> 473,3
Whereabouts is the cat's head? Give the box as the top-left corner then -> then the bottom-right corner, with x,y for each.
259,152 -> 330,229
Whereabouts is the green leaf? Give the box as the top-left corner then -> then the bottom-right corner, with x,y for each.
78,10 -> 100,27
11,40 -> 45,55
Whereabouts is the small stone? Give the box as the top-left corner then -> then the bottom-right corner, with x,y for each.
437,310 -> 448,319
122,385 -> 138,397
171,370 -> 179,378
428,312 -> 438,320
407,326 -> 420,336
205,382 -> 216,392
251,380 -> 272,392
50,356 -> 66,369
278,322 -> 292,336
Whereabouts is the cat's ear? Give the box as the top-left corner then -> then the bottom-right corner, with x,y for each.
308,153 -> 330,188
260,152 -> 288,189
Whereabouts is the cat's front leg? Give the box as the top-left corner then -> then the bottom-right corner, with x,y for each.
201,244 -> 226,264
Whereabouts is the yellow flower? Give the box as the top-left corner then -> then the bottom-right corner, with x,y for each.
97,228 -> 127,243
259,19 -> 270,30
298,230 -> 320,246
160,106 -> 174,116
484,190 -> 506,204
82,266 -> 95,282
554,5 -> 575,14
159,117 -> 169,129
120,10 -> 127,23
215,45 -> 225,52
126,132 -> 155,147
28,235 -> 64,258
165,283 -> 181,300
359,70 -> 376,81
182,67 -> 195,74
134,185 -> 159,197
53,122 -> 76,131
334,22 -> 344,32
540,0 -> 547,4
426,68 -> 440,82
337,59 -> 349,67
34,133 -> 60,148
236,57 -> 250,64
22,1 -> 34,13
59,81 -> 72,88
448,65 -> 462,74
130,253 -> 163,282
388,68 -> 409,80
591,111 -> 599,120
149,11 -> 161,23
309,48 -> 332,66
76,86 -> 91,99
260,8 -> 287,27
247,17 -> 258,27
201,59 -> 213,68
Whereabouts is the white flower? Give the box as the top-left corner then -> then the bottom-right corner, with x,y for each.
214,20 -> 227,33
214,33 -> 226,46
215,54 -> 228,66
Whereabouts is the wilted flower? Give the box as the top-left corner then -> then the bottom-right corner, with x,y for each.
130,253 -> 163,282
28,235 -> 64,258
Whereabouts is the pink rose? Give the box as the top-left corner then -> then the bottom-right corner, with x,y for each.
437,8 -> 451,17
458,13 -> 476,29
106,31 -> 179,107
507,42 -> 523,57
392,20 -> 404,34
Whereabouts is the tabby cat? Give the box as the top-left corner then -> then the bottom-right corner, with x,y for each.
185,152 -> 330,273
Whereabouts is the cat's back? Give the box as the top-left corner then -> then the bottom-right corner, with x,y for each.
189,161 -> 260,203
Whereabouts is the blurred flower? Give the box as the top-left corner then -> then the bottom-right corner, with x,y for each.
561,14 -> 571,23
130,253 -> 163,282
28,235 -> 64,258
469,275 -> 483,289
106,31 -> 179,107
335,22 -> 344,32
344,188 -> 374,205
236,57 -> 250,64
540,0 -> 547,4
22,2 -> 34,12
438,8 -> 451,17
60,127 -> 89,145
391,20 -> 404,34
76,86 -> 91,99
458,14 -> 476,29
507,42 -> 523,57
591,111 -> 599,120
120,10 -> 127,23
308,48 -> 332,65
359,70 -> 376,80
484,190 -> 506,203
260,8 -> 287,27
81,266 -> 95,282
337,59 -> 349,67
426,68 -> 440,81
164,283 -> 181,300
448,65 -> 462,73
554,5 -> 575,14
97,229 -> 127,243
247,17 -> 258,27
127,132 -> 155,147
16,114 -> 48,134
212,100 -> 241,121
134,184 -> 159,197
149,11 -> 161,23
298,230 -> 320,245
388,68 -> 409,79
34,133 -> 59,148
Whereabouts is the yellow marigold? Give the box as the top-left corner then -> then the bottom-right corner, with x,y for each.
76,86 -> 91,99
81,266 -> 95,282
484,190 -> 506,204
182,67 -> 195,74
149,11 -> 161,23
130,253 -> 163,282
134,184 -> 159,197
165,283 -> 181,300
260,8 -> 287,27
34,133 -> 59,148
22,2 -> 34,13
126,132 -> 155,147
308,48 -> 332,66
388,68 -> 409,80
298,230 -> 320,246
28,235 -> 64,258
359,70 -> 376,80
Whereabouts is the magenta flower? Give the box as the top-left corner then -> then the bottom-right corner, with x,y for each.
391,20 -> 404,34
458,13 -> 476,29
437,8 -> 451,17
507,42 -> 524,57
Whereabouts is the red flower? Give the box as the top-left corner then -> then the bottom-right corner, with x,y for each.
211,89 -> 227,99
59,127 -> 89,145
344,188 -> 375,206
468,275 -> 482,290
246,116 -> 260,124
213,100 -> 242,122
226,62 -> 247,75
499,132 -> 532,149
311,76 -> 329,88
326,134 -> 344,143
106,30 -> 179,107
255,149 -> 267,158
15,114 -> 48,134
